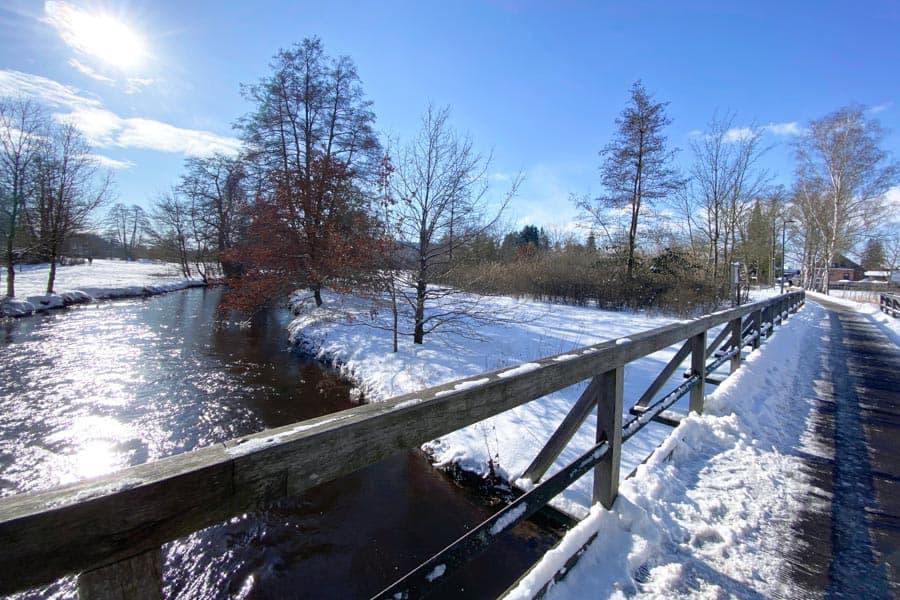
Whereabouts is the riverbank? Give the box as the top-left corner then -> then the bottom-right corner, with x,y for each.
285,286 -> 715,517
0,259 -> 205,317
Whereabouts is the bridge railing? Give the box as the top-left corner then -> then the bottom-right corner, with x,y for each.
0,291 -> 805,599
880,293 -> 900,318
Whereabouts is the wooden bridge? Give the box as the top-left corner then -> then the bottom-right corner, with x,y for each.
0,292 -> 805,599
881,292 -> 900,318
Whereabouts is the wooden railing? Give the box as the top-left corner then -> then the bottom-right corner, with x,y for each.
0,291 -> 805,599
881,293 -> 900,318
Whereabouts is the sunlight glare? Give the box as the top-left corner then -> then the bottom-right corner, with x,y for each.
45,1 -> 147,69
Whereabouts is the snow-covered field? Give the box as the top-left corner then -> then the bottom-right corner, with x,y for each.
286,289 -> 702,516
0,259 -> 202,317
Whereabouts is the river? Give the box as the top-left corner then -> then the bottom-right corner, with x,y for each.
0,287 -> 557,599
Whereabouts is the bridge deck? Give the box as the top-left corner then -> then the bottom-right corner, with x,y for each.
781,297 -> 900,597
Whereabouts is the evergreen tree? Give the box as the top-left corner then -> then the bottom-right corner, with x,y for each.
860,238 -> 886,271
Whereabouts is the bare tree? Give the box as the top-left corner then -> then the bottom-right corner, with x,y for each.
0,97 -> 45,297
25,122 -> 110,293
794,105 -> 898,294
580,81 -> 681,278
107,203 -> 149,261
687,113 -> 770,291
177,153 -> 247,277
150,188 -> 193,278
391,104 -> 518,344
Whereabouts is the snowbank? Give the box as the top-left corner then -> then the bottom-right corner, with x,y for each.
1,260 -> 204,317
286,288 -> 722,516
508,302 -> 821,599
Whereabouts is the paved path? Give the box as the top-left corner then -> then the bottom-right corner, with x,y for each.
782,298 -> 900,598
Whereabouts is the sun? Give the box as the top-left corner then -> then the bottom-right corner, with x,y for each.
45,1 -> 147,70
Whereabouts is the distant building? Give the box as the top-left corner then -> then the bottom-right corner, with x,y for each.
864,270 -> 890,282
828,254 -> 865,282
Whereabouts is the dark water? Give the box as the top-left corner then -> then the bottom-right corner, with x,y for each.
0,287 -> 556,598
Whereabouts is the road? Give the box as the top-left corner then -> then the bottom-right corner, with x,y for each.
781,297 -> 900,598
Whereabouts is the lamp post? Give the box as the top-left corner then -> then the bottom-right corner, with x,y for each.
781,219 -> 797,294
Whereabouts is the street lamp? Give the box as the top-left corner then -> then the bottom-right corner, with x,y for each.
781,219 -> 797,294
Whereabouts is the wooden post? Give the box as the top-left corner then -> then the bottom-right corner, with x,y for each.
593,366 -> 623,509
689,331 -> 706,414
77,549 -> 162,600
752,308 -> 762,349
729,317 -> 742,373
522,376 -> 603,483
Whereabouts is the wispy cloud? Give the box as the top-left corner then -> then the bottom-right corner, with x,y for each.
0,70 -> 242,157
763,121 -> 802,136
867,101 -> 893,115
123,77 -> 159,94
724,127 -> 755,143
68,58 -> 113,83
510,162 -> 587,234
0,69 -> 100,110
86,154 -> 135,169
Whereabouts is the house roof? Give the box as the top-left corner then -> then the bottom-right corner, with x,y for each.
830,253 -> 863,269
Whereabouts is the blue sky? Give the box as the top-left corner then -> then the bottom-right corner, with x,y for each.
1,0 -> 897,233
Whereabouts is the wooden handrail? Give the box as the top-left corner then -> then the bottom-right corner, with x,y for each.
880,292 -> 900,318
0,291 -> 805,597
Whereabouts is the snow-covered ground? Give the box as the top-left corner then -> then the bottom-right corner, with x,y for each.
0,259 -> 202,317
508,301 -> 824,599
287,289 -> 701,516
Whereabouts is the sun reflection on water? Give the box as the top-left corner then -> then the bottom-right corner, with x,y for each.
46,415 -> 136,483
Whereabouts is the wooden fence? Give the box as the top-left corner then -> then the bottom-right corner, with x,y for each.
0,291 -> 805,599
881,293 -> 900,318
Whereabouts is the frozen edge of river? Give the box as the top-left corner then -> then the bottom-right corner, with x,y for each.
1,279 -> 207,318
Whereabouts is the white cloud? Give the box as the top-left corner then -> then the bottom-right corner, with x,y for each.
724,127 -> 755,143
0,69 -> 100,111
508,162 -> 587,235
67,58 -> 113,83
883,186 -> 900,224
1,69 -> 242,157
114,117 -> 242,156
86,154 -> 135,169
763,121 -> 802,136
868,102 -> 892,115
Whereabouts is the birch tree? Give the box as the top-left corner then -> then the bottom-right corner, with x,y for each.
794,106 -> 898,294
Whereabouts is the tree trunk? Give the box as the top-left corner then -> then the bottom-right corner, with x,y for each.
46,254 -> 57,294
313,285 -> 323,307
413,278 -> 426,345
390,278 -> 399,353
4,250 -> 13,297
